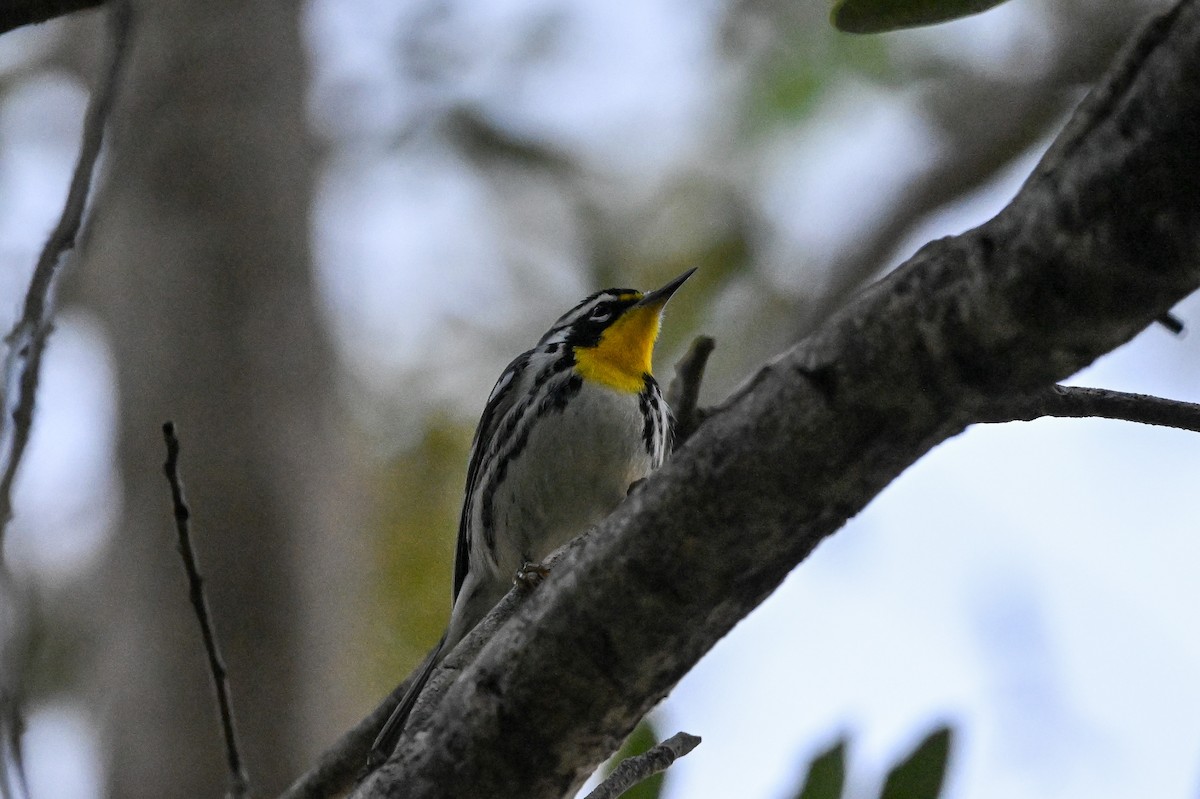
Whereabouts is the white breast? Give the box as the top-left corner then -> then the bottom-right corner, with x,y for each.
483,380 -> 655,580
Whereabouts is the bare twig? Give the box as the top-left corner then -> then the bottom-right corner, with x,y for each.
1157,312 -> 1184,334
161,422 -> 249,799
584,732 -> 701,799
665,336 -> 715,448
0,0 -> 132,553
976,384 -> 1200,433
0,7 -> 130,795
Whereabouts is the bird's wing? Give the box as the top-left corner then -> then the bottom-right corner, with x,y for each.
452,348 -> 533,602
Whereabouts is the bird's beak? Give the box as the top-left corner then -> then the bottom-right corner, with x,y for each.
636,268 -> 696,311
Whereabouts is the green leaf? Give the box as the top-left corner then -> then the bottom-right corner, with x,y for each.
606,719 -> 664,799
831,0 -> 1013,34
879,726 -> 953,799
743,22 -> 892,131
793,738 -> 848,799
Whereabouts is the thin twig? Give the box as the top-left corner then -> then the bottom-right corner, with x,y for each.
665,336 -> 715,448
0,7 -> 131,796
976,384 -> 1200,433
0,0 -> 132,553
584,732 -> 701,799
162,422 -> 249,799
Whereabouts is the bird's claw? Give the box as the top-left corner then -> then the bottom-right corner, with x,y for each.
514,561 -> 550,592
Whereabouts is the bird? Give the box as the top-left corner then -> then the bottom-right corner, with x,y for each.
368,268 -> 695,768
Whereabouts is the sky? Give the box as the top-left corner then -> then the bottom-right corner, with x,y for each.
4,0 -> 1199,797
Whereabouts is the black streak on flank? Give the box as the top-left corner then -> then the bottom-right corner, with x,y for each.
479,373 -> 583,550
640,374 -> 660,455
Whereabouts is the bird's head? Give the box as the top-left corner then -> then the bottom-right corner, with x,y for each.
541,268 -> 695,393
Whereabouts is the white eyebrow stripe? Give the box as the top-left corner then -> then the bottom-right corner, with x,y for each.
535,289 -> 640,346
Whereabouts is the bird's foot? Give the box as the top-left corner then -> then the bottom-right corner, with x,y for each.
514,561 -> 550,592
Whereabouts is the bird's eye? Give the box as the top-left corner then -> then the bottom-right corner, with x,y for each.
589,306 -> 612,323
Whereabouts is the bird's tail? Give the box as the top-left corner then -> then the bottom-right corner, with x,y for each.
367,634 -> 447,771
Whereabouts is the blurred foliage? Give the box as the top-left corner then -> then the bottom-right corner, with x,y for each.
831,0 -> 1013,33
790,726 -> 953,799
794,738 -> 847,799
367,418 -> 473,689
745,18 -> 892,130
879,725 -> 952,799
604,718 -> 665,799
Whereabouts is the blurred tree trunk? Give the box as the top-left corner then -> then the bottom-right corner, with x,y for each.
74,1 -> 360,796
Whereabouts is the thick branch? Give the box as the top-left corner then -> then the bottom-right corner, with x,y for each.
354,1 -> 1200,796
978,385 -> 1200,432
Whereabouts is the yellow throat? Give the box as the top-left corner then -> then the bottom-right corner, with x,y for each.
573,299 -> 664,394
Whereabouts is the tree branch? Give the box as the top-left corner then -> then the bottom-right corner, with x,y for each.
0,6 -> 129,795
162,423 -> 249,799
977,385 -> 1200,432
584,732 -> 700,799
0,0 -> 105,36
665,335 -> 715,448
347,0 -> 1200,795
0,0 -> 130,551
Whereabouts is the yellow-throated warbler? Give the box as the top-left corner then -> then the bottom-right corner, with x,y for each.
369,268 -> 695,766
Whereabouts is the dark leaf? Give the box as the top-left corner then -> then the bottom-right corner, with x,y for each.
793,738 -> 847,799
879,725 -> 953,799
831,0 -> 1012,34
